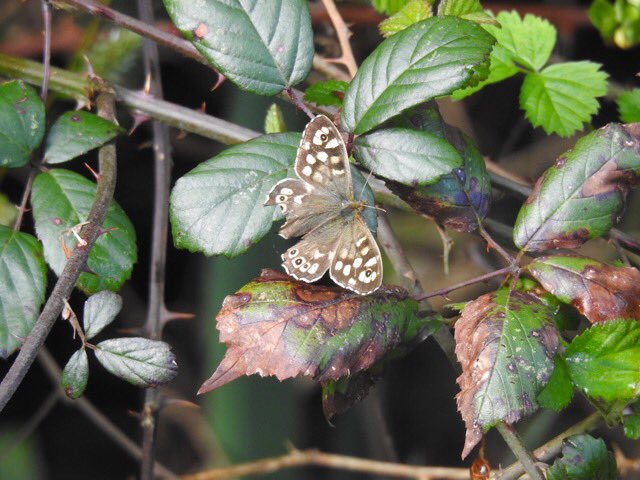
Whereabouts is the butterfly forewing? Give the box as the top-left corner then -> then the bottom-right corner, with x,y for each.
265,178 -> 341,239
330,215 -> 382,295
295,115 -> 353,200
281,218 -> 343,282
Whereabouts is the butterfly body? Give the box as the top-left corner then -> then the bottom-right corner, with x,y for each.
265,115 -> 383,295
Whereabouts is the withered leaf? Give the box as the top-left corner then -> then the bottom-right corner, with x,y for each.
199,269 -> 429,395
455,289 -> 559,459
528,253 -> 640,324
514,123 -> 640,252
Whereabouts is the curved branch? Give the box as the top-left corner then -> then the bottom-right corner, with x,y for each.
0,92 -> 119,413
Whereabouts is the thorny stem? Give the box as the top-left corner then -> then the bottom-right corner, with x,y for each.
478,222 -> 517,266
37,349 -> 179,480
12,167 -> 36,231
414,266 -> 515,301
0,92 -> 118,413
319,0 -> 358,78
286,87 -> 314,120
495,424 -> 545,480
136,0 -> 174,478
40,0 -> 51,102
181,447 -> 470,480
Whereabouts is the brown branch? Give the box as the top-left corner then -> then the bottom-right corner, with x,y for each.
318,0 -> 358,79
13,167 -> 36,231
135,0 -> 174,478
414,266 -> 515,301
495,423 -> 544,480
37,349 -> 179,480
40,0 -> 52,101
0,91 -> 118,413
181,447 -> 470,480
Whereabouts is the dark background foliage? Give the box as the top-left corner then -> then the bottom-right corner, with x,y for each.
1,1 -> 639,478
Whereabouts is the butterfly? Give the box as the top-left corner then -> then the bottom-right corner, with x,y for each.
264,115 -> 383,295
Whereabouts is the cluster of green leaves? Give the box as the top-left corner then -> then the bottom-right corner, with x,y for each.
0,80 -> 177,393
590,0 -> 640,49
62,291 -> 178,398
618,88 -> 640,123
453,11 -> 609,137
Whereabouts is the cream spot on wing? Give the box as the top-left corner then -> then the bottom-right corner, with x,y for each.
348,278 -> 356,285
326,138 -> 339,148
313,250 -> 325,259
361,247 -> 370,255
300,262 -> 310,272
308,263 -> 319,274
316,151 -> 328,162
358,271 -> 367,282
371,272 -> 377,280
281,188 -> 293,195
294,195 -> 304,204
321,126 -> 330,134
312,172 -> 323,183
339,248 -> 348,259
356,237 -> 367,247
306,154 -> 316,164
330,156 -> 341,164
353,257 -> 363,268
303,142 -> 311,150
313,135 -> 323,145
342,264 -> 351,276
302,165 -> 312,176
365,257 -> 378,267
334,260 -> 343,271
333,169 -> 345,176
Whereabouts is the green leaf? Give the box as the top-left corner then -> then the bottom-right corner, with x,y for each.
547,434 -> 618,480
354,128 -> 463,186
388,128 -> 491,232
0,80 -> 45,168
455,288 -> 560,458
264,104 -> 286,134
379,0 -> 432,38
83,290 -> 122,340
491,11 -> 557,72
199,269 -> 429,394
623,400 -> 640,439
341,16 -> 495,134
44,111 -> 122,164
618,88 -> 640,122
94,337 -> 178,387
564,319 -> 640,403
303,80 -> 349,107
170,133 -> 297,257
538,356 -> 574,411
589,0 -> 619,42
163,0 -> 313,95
371,0 -> 411,15
31,169 -> 137,294
0,226 -> 47,358
513,123 -> 640,252
0,193 -> 17,227
61,348 -> 89,399
528,254 -> 640,324
82,28 -> 142,84
520,62 -> 608,137
437,0 -> 483,16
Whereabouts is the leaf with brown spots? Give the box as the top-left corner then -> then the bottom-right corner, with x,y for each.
199,269 -> 431,400
528,253 -> 640,324
455,288 -> 559,458
514,123 -> 640,252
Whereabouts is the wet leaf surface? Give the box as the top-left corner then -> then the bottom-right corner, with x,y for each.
199,269 -> 430,395
528,253 -> 640,324
564,319 -> 640,403
455,288 -> 559,458
514,123 -> 640,252
0,226 -> 47,358
0,80 -> 44,168
163,0 -> 313,95
547,434 -> 618,480
94,337 -> 178,388
61,348 -> 89,399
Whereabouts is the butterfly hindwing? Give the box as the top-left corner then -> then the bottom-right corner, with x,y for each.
329,215 -> 382,295
295,115 -> 353,200
281,218 -> 343,283
265,178 -> 341,239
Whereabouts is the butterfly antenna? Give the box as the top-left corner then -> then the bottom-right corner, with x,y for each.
363,204 -> 387,213
359,169 -> 375,199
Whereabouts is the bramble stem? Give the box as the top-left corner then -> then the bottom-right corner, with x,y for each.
496,423 -> 545,480
414,266 -> 515,301
319,0 -> 358,78
0,92 -> 118,412
40,0 -> 51,102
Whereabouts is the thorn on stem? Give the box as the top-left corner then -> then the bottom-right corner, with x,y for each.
211,72 -> 226,92
84,162 -> 101,181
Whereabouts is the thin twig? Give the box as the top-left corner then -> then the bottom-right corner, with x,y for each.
286,87 -> 314,120
12,168 -> 36,231
181,447 -> 470,480
495,423 -> 544,480
135,0 -> 174,478
414,266 -> 515,301
477,222 -> 517,266
319,0 -> 358,78
40,0 -> 51,101
0,92 -> 118,413
37,349 -> 179,480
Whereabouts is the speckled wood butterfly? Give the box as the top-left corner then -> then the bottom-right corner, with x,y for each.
265,115 -> 383,295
